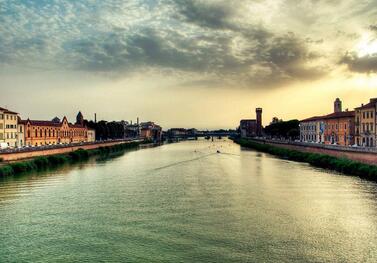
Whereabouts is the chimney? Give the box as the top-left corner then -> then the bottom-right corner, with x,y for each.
137,117 -> 139,125
94,113 -> 97,123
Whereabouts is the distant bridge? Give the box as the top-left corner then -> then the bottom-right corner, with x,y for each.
166,132 -> 237,140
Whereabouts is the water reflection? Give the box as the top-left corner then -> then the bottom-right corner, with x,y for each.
1,139 -> 377,262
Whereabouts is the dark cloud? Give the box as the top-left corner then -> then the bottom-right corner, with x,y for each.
174,0 -> 235,30
341,52 -> 377,73
370,25 -> 377,31
0,0 -> 331,88
61,25 -> 325,87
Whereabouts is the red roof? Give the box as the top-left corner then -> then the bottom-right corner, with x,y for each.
322,111 -> 355,119
19,119 -> 62,127
300,116 -> 322,122
355,101 -> 376,110
301,111 -> 355,122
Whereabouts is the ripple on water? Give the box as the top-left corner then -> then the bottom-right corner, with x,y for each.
1,139 -> 377,262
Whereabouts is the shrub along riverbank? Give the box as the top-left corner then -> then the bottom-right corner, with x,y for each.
0,142 -> 140,177
234,138 -> 377,181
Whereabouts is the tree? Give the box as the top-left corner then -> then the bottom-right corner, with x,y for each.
264,119 -> 299,140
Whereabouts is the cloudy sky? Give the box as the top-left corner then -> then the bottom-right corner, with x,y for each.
1,0 -> 377,129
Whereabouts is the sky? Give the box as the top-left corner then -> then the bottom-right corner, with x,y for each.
1,0 -> 377,129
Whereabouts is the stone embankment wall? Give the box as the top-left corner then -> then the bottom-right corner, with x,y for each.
254,140 -> 377,165
0,141 -> 135,162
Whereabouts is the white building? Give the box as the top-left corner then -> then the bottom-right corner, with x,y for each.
300,116 -> 325,143
0,107 -> 19,148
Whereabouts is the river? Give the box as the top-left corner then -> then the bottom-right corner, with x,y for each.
1,139 -> 377,262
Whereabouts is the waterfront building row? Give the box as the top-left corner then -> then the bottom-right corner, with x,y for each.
300,98 -> 377,147
0,108 -> 96,148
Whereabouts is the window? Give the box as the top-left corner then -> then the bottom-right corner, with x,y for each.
40,130 -> 42,137
35,130 -> 38,137
0,114 -> 3,119
27,130 -> 30,138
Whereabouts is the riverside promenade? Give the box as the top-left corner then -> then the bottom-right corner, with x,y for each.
249,138 -> 377,165
0,139 -> 142,162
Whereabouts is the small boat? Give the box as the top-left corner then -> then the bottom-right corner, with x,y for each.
217,150 -> 221,153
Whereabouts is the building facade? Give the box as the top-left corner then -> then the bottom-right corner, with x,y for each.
87,129 -> 96,142
20,113 -> 89,147
240,108 -> 263,138
0,107 -> 19,148
355,98 -> 377,147
300,98 -> 354,146
140,122 -> 162,142
17,119 -> 25,148
323,111 -> 355,146
299,117 -> 324,143
240,119 -> 257,138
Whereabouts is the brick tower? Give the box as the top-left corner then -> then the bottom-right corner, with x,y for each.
256,108 -> 262,137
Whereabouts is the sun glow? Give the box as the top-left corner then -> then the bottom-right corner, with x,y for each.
356,33 -> 377,57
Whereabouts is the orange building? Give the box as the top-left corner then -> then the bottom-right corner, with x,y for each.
19,113 -> 89,147
323,111 -> 355,146
300,98 -> 355,146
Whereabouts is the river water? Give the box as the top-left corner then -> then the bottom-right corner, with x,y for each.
1,139 -> 377,262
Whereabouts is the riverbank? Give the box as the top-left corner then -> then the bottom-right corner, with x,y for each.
0,140 -> 143,162
0,141 -> 141,177
234,138 -> 377,181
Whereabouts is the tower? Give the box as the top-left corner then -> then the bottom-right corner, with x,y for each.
334,98 -> 342,113
76,111 -> 84,125
256,108 -> 262,136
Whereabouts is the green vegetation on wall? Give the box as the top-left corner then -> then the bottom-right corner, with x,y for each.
234,138 -> 377,181
0,142 -> 140,177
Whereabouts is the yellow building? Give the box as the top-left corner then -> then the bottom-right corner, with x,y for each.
355,98 -> 377,147
0,107 -> 19,148
17,118 -> 25,148
87,129 -> 96,142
